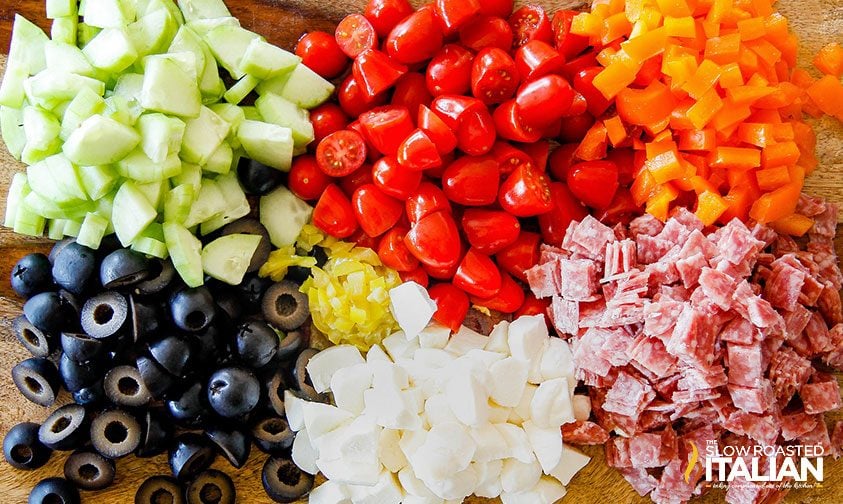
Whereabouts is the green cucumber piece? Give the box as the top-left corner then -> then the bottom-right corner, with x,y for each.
167,26 -> 206,80
199,171 -> 249,234
4,173 -> 28,227
46,0 -> 77,19
22,106 -> 62,164
178,0 -> 232,22
44,41 -> 95,77
63,114 -> 141,165
241,38 -> 300,79
186,17 -> 239,37
116,148 -> 182,182
260,185 -> 312,247
274,64 -> 334,109
163,221 -> 204,287
209,103 -> 245,149
138,113 -> 186,163
237,120 -> 293,171
47,219 -> 66,240
60,87 -> 106,141
0,66 -> 28,109
77,23 -> 102,47
140,54 -> 202,118
23,191 -> 94,219
203,25 -> 260,80
139,0 -> 184,23
163,183 -> 195,223
76,212 -> 109,248
201,233 -> 261,285
198,43 -> 225,102
255,93 -> 314,147
223,74 -> 259,105
14,195 -> 47,237
113,73 -> 145,99
241,106 -> 261,121
83,28 -> 139,73
136,180 -> 168,210
7,15 -> 48,75
203,142 -> 233,174
183,178 -> 226,228
132,235 -> 169,258
62,219 -> 82,237
27,70 -> 106,110
103,94 -> 143,126
78,165 -> 119,200
112,181 -> 158,246
1,106 -> 26,160
128,8 -> 178,57
83,0 -> 136,29
51,16 -> 78,45
27,154 -> 87,204
171,163 -> 202,194
180,105 -> 230,165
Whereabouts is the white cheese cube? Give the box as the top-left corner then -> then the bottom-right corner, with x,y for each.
522,420 -> 563,473
383,331 -> 420,361
366,344 -> 392,363
485,321 -> 510,354
530,377 -> 574,428
445,325 -> 488,356
317,455 -> 381,487
389,281 -> 437,339
418,322 -> 451,349
337,416 -> 382,466
487,401 -> 512,423
378,429 -> 407,473
398,466 -> 440,499
473,460 -> 503,498
445,367 -> 489,427
493,424 -> 534,463
464,349 -> 505,368
413,348 -> 455,368
302,402 -> 354,440
507,315 -> 548,364
500,457 -> 542,494
501,476 -> 567,504
424,394 -> 459,427
347,470 -> 403,504
306,345 -> 365,394
363,387 -> 422,431
572,394 -> 592,422
284,390 -> 306,431
540,337 -> 575,387
292,428 -> 318,475
370,361 -> 410,391
412,422 -> 476,483
331,364 -> 373,415
469,424 -> 509,462
309,480 -> 352,504
527,339 -> 547,384
398,429 -> 428,463
549,445 -> 591,486
488,357 -> 529,407
509,384 -> 538,426
424,465 -> 478,501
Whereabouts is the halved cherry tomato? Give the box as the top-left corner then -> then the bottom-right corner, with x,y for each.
378,226 -> 419,271
309,103 -> 349,145
606,148 -> 637,185
442,155 -> 500,206
426,44 -> 474,96
453,248 -> 502,298
430,95 -> 485,130
517,140 -> 550,171
493,99 -> 542,143
548,143 -> 578,181
566,92 -> 589,117
574,67 -> 612,117
316,130 -> 368,177
456,107 -> 496,156
478,0 -> 513,18
397,129 -> 442,171
358,106 -> 415,156
566,160 -> 620,209
418,105 -> 458,154
491,141 -> 532,176
338,75 -> 388,118
551,10 -> 589,59
288,155 -> 332,201
537,182 -> 588,246
364,0 -> 414,37
461,208 -> 520,254
352,184 -> 404,237
471,271 -> 524,313
561,51 -> 598,81
508,5 -> 553,48
386,6 -> 445,64
498,163 -> 553,216
313,184 -> 358,238
405,210 -> 462,269
515,74 -> 575,129
296,31 -> 349,79
434,0 -> 481,33
335,14 -> 377,58
391,73 -> 433,123
339,163 -> 374,196
595,188 -> 641,225
459,15 -> 514,52
423,259 -> 461,280
471,47 -> 520,105
348,228 -> 381,250
514,293 -> 550,324
514,40 -> 564,80
372,156 -> 422,199
406,181 -> 452,224
428,282 -> 470,331
495,230 -> 540,282
400,267 -> 429,288
352,48 -> 407,99
558,111 -> 595,143
347,120 -> 380,162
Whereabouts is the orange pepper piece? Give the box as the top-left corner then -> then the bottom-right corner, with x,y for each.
687,88 -> 725,129
695,190 -> 729,225
604,116 -> 628,147
737,17 -> 766,41
709,146 -> 761,170
682,59 -> 721,99
646,184 -> 680,222
664,16 -> 697,37
718,62 -> 744,88
631,169 -> 659,206
813,42 -> 843,78
805,75 -> 843,119
616,81 -> 677,127
755,166 -> 791,191
593,61 -> 640,99
760,141 -> 800,169
678,129 -> 717,151
770,214 -> 814,236
748,182 -> 800,223
575,122 -> 609,161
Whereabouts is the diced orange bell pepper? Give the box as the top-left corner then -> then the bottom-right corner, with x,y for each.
736,123 -> 771,147
623,27 -> 668,61
813,42 -> 843,77
763,13 -> 789,43
770,213 -> 814,236
593,61 -> 640,99
664,16 -> 697,37
737,17 -> 766,41
754,82 -> 801,109
695,190 -> 729,225
719,62 -> 744,88
750,0 -> 775,17
805,75 -> 843,119
687,88 -> 725,129
790,68 -> 816,89
726,85 -> 776,105
657,0 -> 693,16
571,12 -> 603,36
575,121 -> 609,161
689,175 -> 719,194
748,182 -> 801,223
710,99 -> 752,133
604,116 -> 628,146
616,80 -> 678,127
760,141 -> 800,169
646,183 -> 680,221
670,98 -> 696,130
647,150 -> 685,183
706,0 -> 733,25
631,169 -> 659,206
678,129 -> 717,151
682,59 -> 722,99
745,38 -> 782,66
710,146 -> 761,170
770,122 -> 794,141
755,165 -> 791,191
704,33 -> 741,64
720,186 -> 753,223
602,12 -> 633,44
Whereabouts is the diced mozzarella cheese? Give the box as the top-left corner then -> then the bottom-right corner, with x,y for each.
383,331 -> 420,361
413,348 -> 455,368
526,339 -> 547,385
424,394 -> 459,427
378,429 -> 407,473
363,386 -> 422,431
389,281 -> 437,339
412,422 -> 476,483
488,357 -> 529,407
424,465 -> 478,501
507,315 -> 547,364
399,466 -> 440,499
540,337 -> 575,387
549,446 -> 591,486
530,377 -> 574,428
493,423 -> 534,463
302,402 -> 354,440
445,367 -> 489,427
337,416 -> 382,466
309,480 -> 352,504
398,429 -> 428,462
501,476 -> 567,504
418,322 -> 451,349
463,349 -> 505,368
509,383 -> 538,426
473,460 -> 503,498
317,455 -> 381,487
284,390 -> 306,431
347,470 -> 403,504
572,394 -> 592,422
487,401 -> 512,423
485,321 -> 510,354
306,344 -> 365,393
444,325 -> 488,356
522,420 -> 563,473
370,361 -> 410,391
291,428 -> 318,475
469,424 -> 509,462
500,457 -> 542,494
366,344 -> 392,363
331,363 -> 373,415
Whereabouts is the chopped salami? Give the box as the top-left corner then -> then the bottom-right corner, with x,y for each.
769,348 -> 812,400
698,267 -> 737,310
632,336 -> 678,378
603,371 -> 656,420
666,304 -> 717,369
619,467 -> 659,497
726,343 -> 765,388
727,381 -> 774,414
629,432 -> 663,468
550,296 -> 579,336
830,421 -> 843,459
764,261 -> 806,311
568,215 -> 616,261
780,412 -> 819,441
800,381 -> 842,414
558,258 -> 599,301
818,283 -> 843,326
629,213 -> 664,238
561,420 -> 610,445
675,252 -> 708,289
525,260 -> 559,299
798,420 -> 831,455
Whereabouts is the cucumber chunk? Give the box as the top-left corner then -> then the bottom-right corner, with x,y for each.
132,222 -> 168,258
255,93 -> 314,147
138,113 -> 186,163
164,183 -> 195,223
241,38 -> 300,79
47,219 -> 66,240
103,95 -> 143,126
113,73 -> 145,100
62,219 -> 82,237
203,25 -> 260,80
4,173 -> 29,228
178,0 -> 232,22
44,41 -> 95,76
27,70 -> 106,109
171,163 -> 202,194
112,181 -> 158,246
199,171 -> 249,234
46,0 -> 77,19
273,64 -> 334,110
77,23 -> 102,47
202,233 -> 261,285
140,54 -> 201,118
223,74 -> 259,105
186,17 -> 239,37
180,105 -> 230,165
183,178 -> 226,228
60,87 -> 106,141
167,26 -> 207,80
82,28 -> 139,73
51,16 -> 77,45
0,66 -> 28,108
76,212 -> 109,248
237,120 -> 294,171
63,114 -> 141,165
116,148 -> 182,183
22,106 -> 62,164
136,179 -> 168,210
1,106 -> 26,160
163,221 -> 204,287
14,196 -> 47,237
260,185 -> 312,247
128,8 -> 178,57
27,154 -> 87,204
78,165 -> 119,200
83,0 -> 136,29
7,15 -> 49,76
203,142 -> 234,174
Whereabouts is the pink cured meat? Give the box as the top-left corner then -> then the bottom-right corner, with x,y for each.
725,411 -> 780,445
629,432 -> 663,468
726,343 -> 765,388
769,348 -> 812,400
818,283 -> 843,326
830,421 -> 843,459
797,193 -> 827,217
606,437 -> 633,468
798,420 -> 831,455
619,467 -> 659,497
720,317 -> 758,345
525,260 -> 559,299
677,366 -> 728,391
573,327 -> 614,376
800,274 -> 824,306
675,252 -> 708,289
558,258 -> 599,301
568,215 -> 616,261
764,261 -> 807,311
678,229 -> 717,260
631,336 -> 678,378
698,267 -> 737,310
637,235 -> 674,264
643,299 -> 685,339
629,213 -> 664,238
783,304 -> 813,339
550,296 -> 579,336
600,328 -> 636,367
800,381 -> 842,414
809,202 -> 838,240
650,459 -> 695,504
604,239 -> 637,279
727,381 -> 775,414
715,219 -> 765,266
780,412 -> 819,441
806,311 -> 832,355
666,304 -> 717,369
603,371 -> 656,420
561,420 -> 610,445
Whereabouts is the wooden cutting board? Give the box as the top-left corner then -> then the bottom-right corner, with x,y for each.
0,1 -> 841,502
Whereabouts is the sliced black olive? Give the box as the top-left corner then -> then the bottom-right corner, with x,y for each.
235,274 -> 272,313
276,330 -> 307,361
49,238 -> 76,263
38,404 -> 89,451
72,380 -> 106,407
61,332 -> 105,363
57,289 -> 82,321
262,281 -> 309,331
58,353 -> 100,393
100,248 -> 151,289
12,357 -> 60,406
135,475 -> 185,504
311,246 -> 328,268
252,417 -> 294,455
149,335 -> 194,378
237,157 -> 283,195
166,381 -> 212,428
90,409 -> 141,459
11,253 -> 53,299
136,409 -> 171,458
136,355 -> 176,400
13,315 -> 53,358
264,369 -> 287,417
80,292 -> 128,339
23,292 -> 77,334
129,295 -> 161,344
221,218 -> 272,273
63,449 -> 115,490
169,433 -> 216,481
262,456 -> 314,503
170,286 -> 216,333
284,266 -> 311,285
3,422 -> 51,470
235,320 -> 279,368
205,428 -> 250,469
185,469 -> 235,504
190,325 -> 229,369
133,258 -> 176,296
294,348 -> 327,402
206,367 -> 261,420
28,477 -> 80,504
214,288 -> 243,321
104,365 -> 151,408
51,241 -> 97,295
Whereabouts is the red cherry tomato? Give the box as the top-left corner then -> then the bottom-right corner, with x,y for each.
453,248 -> 501,298
338,75 -> 388,118
595,188 -> 641,226
426,44 -> 474,97
517,140 -> 550,172
430,95 -> 484,130
352,184 -> 404,237
456,107 -> 496,156
386,6 -> 444,64
566,160 -> 620,209
548,143 -> 578,181
478,0 -> 513,18
339,163 -> 374,196
335,14 -> 378,58
434,0 -> 481,33
566,91 -> 589,117
515,74 -> 575,129
537,182 -> 588,246
459,15 -> 513,53
558,111 -> 595,143
364,0 -> 414,37
423,260 -> 460,280
309,103 -> 349,145
508,5 -> 552,49
442,156 -> 500,206
313,184 -> 358,238
471,47 -> 519,105
316,129 -> 368,177
405,210 -> 462,269
461,208 -> 520,254
347,120 -> 380,162
288,155 -> 332,201
560,51 -> 598,81
378,226 -> 420,271
418,105 -> 458,154
400,267 -> 429,288
406,181 -> 452,224
470,271 -> 524,313
573,67 -> 612,117
495,230 -> 540,282
352,48 -> 407,99
372,156 -> 422,199
606,148 -> 637,185
498,163 -> 553,217
514,293 -> 551,325
397,129 -> 442,171
551,10 -> 589,59
493,99 -> 541,143
349,227 -> 381,250
491,141 -> 532,176
514,40 -> 564,80
295,31 -> 349,79
358,106 -> 415,156
428,283 -> 470,332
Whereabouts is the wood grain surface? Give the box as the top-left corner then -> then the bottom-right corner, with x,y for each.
0,1 -> 841,503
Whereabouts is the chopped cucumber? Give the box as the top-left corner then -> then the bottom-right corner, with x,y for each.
180,105 -> 230,165
185,17 -> 239,37
198,42 -> 225,102
167,26 -> 206,81
203,142 -> 233,174
46,0 -> 77,20
116,148 -> 182,182
208,102 -> 245,148
47,218 -> 66,240
163,183 -> 195,223
27,154 -> 87,204
273,64 -> 334,109
132,221 -> 168,258
104,95 -> 143,126
203,25 -> 260,80
171,162 -> 202,194
83,0 -> 136,29
78,165 -> 119,200
178,0 -> 232,22
183,178 -> 226,228
83,28 -> 139,73
22,106 -> 62,164
241,38 -> 300,79
1,106 -> 26,160
60,87 -> 106,140
0,66 -> 28,108
4,173 -> 29,227
76,212 -> 109,248
138,112 -> 186,163
14,198 -> 47,237
241,106 -> 261,121
51,16 -> 77,45
136,180 -> 168,210
27,70 -> 106,109
63,114 -> 141,165
202,233 -> 261,285
163,221 -> 203,287
199,171 -> 248,234
62,219 -> 82,237
223,74 -> 259,105
128,8 -> 178,57
260,185 -> 312,247
112,181 -> 157,246
237,120 -> 293,171
44,41 -> 95,76
255,93 -> 314,147
77,23 -> 102,47
140,54 -> 201,118
7,15 -> 49,75
112,73 -> 145,99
